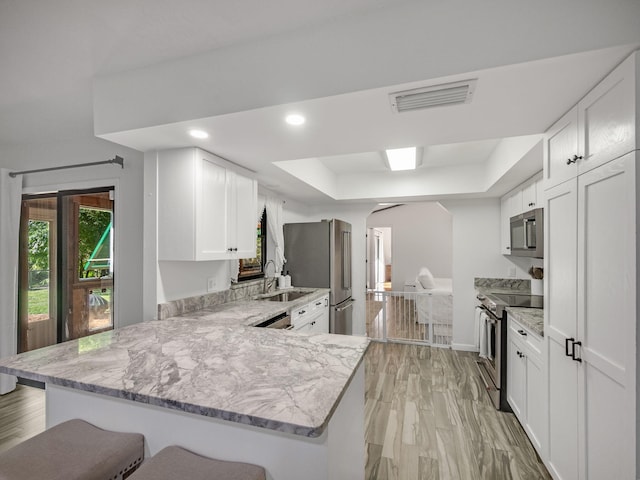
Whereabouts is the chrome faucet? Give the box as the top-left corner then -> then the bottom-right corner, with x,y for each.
263,260 -> 276,293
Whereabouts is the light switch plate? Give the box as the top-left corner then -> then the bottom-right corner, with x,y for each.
508,266 -> 516,278
207,277 -> 216,292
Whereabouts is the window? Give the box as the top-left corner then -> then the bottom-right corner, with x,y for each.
238,209 -> 266,281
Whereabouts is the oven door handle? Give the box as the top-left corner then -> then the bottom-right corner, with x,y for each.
478,305 -> 499,324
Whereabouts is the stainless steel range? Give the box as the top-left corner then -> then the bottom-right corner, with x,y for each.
476,292 -> 543,411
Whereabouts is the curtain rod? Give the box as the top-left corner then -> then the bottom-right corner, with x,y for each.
8,156 -> 124,178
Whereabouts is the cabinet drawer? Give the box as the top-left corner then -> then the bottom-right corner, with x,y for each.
291,303 -> 310,325
308,295 -> 328,313
509,317 -> 543,358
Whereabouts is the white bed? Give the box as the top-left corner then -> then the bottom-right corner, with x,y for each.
412,270 -> 453,345
415,277 -> 453,325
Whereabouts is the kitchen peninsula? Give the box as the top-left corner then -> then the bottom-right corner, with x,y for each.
0,314 -> 370,480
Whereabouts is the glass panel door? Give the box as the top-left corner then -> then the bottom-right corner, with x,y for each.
18,188 -> 115,352
18,196 -> 58,353
61,191 -> 114,341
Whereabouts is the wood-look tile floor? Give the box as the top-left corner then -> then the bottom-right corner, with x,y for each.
0,345 -> 550,480
0,384 -> 45,454
365,342 -> 551,480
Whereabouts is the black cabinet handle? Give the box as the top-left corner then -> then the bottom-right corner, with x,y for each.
572,340 -> 582,363
517,329 -> 527,336
565,337 -> 574,357
227,248 -> 233,252
566,154 -> 583,165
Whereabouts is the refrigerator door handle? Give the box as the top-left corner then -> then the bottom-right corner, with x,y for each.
342,231 -> 351,289
335,299 -> 355,312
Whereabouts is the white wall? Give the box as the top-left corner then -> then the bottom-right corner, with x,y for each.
367,203 -> 453,291
440,198 -> 538,350
0,137 -> 144,328
283,200 -> 377,336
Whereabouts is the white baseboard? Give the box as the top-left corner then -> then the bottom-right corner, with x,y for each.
451,343 -> 478,352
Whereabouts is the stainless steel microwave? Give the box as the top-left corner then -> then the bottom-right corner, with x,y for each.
509,208 -> 543,258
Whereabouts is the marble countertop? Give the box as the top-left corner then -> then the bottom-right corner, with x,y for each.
506,307 -> 544,337
0,316 -> 369,438
475,286 -> 531,296
173,288 -> 330,326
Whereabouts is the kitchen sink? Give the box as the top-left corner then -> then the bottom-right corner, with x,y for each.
259,291 -> 309,302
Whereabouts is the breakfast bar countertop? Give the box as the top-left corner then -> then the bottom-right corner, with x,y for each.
0,317 -> 369,438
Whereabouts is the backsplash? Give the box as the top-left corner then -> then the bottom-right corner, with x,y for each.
474,277 -> 531,292
157,279 -> 273,320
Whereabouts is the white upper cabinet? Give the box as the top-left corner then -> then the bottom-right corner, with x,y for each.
545,51 -> 637,190
544,107 -> 579,189
157,147 -> 257,261
500,173 -> 542,254
578,54 -> 636,175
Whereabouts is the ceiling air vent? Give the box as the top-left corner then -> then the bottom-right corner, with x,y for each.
389,79 -> 477,113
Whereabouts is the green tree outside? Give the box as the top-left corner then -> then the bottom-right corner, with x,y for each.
27,207 -> 112,287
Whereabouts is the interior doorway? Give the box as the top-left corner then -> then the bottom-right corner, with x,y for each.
18,187 -> 115,352
366,227 -> 392,291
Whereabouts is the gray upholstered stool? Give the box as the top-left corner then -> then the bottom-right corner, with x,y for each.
0,419 -> 144,480
128,446 -> 266,480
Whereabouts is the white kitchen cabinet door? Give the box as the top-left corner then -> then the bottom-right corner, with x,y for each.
547,337 -> 580,480
500,189 -> 523,254
229,171 -> 258,259
544,179 -> 578,345
544,178 -> 579,480
521,181 -> 537,211
507,329 -> 526,419
544,107 -> 579,190
500,195 -> 511,255
575,152 -> 636,480
577,53 -> 636,176
524,350 -> 546,457
196,157 -> 231,260
534,178 -> 545,209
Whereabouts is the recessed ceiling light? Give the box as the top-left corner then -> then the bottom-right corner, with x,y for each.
384,147 -> 417,171
189,129 -> 209,139
285,114 -> 305,126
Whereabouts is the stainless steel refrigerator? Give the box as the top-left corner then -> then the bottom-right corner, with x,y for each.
283,219 -> 354,334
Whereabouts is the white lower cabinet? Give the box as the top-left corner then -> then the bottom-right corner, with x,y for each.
309,295 -> 329,334
291,295 -> 329,334
507,316 -> 546,458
